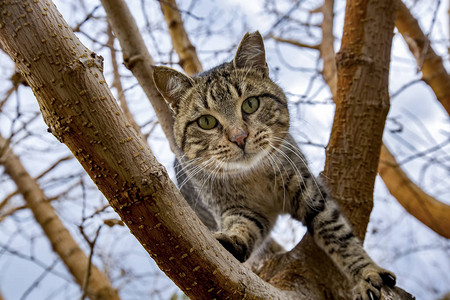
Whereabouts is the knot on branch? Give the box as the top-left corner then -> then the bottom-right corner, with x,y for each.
123,54 -> 144,70
335,51 -> 375,70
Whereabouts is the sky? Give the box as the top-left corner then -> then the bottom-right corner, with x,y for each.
0,0 -> 449,299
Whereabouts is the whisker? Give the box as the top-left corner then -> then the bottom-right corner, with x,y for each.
193,158 -> 226,207
260,146 -> 284,198
269,143 -> 318,210
178,158 -> 215,190
270,137 -> 326,206
266,145 -> 290,211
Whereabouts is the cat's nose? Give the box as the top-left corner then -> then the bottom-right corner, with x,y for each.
229,129 -> 248,149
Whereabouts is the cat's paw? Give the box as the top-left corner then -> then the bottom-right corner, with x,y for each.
353,266 -> 396,300
214,232 -> 249,262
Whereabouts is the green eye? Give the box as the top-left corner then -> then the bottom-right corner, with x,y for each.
197,115 -> 218,130
242,97 -> 260,114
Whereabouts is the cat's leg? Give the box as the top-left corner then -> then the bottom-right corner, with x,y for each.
293,179 -> 396,300
214,206 -> 274,262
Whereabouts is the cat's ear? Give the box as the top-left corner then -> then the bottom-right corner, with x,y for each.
233,31 -> 268,76
152,66 -> 194,113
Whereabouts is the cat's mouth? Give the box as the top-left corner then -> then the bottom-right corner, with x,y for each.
216,148 -> 269,175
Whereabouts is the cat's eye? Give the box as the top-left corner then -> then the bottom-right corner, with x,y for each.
197,115 -> 218,130
242,97 -> 260,114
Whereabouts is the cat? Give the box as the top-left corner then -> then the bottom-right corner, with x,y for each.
152,32 -> 396,300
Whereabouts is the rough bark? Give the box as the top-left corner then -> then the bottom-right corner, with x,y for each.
0,1 -> 291,299
317,0 -> 450,239
379,144 -> 450,238
396,0 -> 450,115
325,0 -> 395,237
99,0 -> 179,155
159,0 -> 203,76
0,135 -> 120,300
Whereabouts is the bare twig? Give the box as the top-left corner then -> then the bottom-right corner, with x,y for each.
34,155 -> 74,181
268,34 -> 320,50
80,226 -> 103,300
72,5 -> 101,32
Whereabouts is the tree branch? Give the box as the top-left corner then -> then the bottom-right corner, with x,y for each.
256,1 -> 412,299
100,0 -> 179,155
0,135 -> 120,300
378,144 -> 450,238
106,24 -> 146,141
268,34 -> 320,50
159,0 -> 203,75
395,0 -> 450,115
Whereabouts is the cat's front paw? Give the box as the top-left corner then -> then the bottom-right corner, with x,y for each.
353,266 -> 396,300
214,232 -> 249,262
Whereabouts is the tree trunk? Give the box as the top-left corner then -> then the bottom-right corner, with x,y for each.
325,0 -> 395,237
272,0 -> 450,239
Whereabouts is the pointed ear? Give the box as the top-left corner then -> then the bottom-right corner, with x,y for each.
233,31 -> 268,75
152,66 -> 194,112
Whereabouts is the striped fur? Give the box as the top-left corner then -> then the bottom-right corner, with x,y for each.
153,32 -> 396,300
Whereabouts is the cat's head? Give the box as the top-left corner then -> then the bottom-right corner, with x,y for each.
153,32 -> 289,175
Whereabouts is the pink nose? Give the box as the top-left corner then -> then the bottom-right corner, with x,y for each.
229,129 -> 248,149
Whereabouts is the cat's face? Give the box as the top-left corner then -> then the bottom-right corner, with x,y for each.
153,32 -> 289,175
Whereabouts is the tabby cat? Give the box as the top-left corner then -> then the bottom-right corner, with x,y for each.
153,32 -> 396,300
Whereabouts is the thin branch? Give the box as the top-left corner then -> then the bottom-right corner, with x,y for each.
80,226 -> 103,300
101,0 -> 180,155
106,24 -> 146,140
20,259 -> 60,300
34,155 -> 73,181
268,34 -> 320,50
72,5 -> 101,32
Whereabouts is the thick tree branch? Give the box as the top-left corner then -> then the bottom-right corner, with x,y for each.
325,0 -> 395,237
0,1 -> 292,299
395,0 -> 450,115
159,0 -> 203,75
0,135 -> 120,300
378,144 -> 450,238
